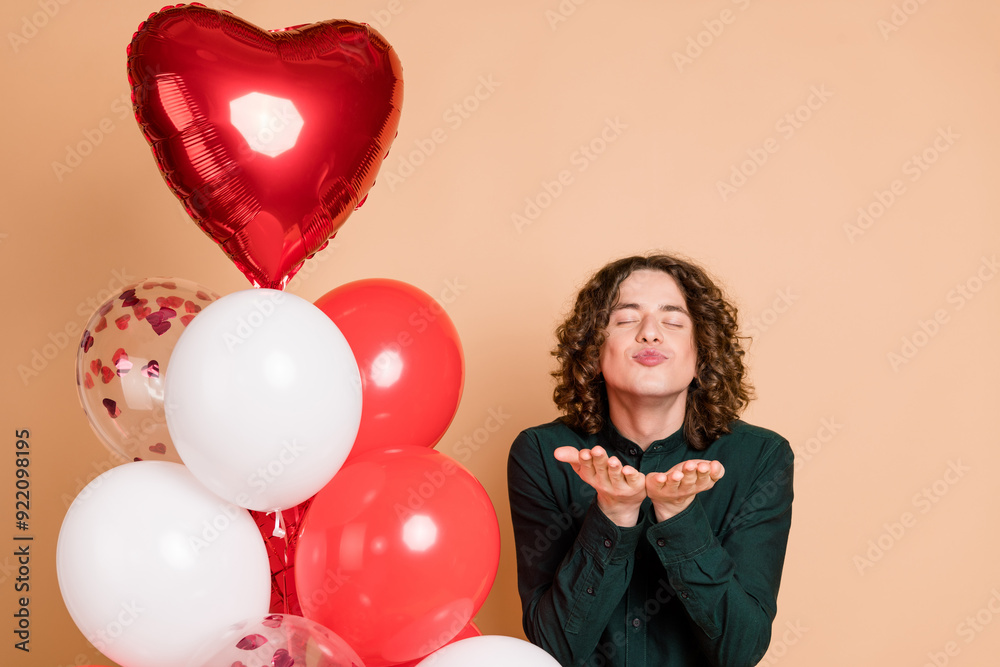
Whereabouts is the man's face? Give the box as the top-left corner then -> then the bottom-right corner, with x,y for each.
599,269 -> 698,408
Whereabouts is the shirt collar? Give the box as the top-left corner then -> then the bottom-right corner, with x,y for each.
601,418 -> 687,455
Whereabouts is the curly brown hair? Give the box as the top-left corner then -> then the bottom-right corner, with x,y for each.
551,253 -> 754,450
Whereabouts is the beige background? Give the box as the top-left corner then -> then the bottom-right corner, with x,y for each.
2,1 -> 999,665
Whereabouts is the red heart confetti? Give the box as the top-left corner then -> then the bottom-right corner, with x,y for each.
271,648 -> 293,667
141,360 -> 160,378
115,314 -> 131,330
236,634 -> 268,650
82,333 -> 94,352
180,314 -> 196,326
84,373 -> 94,389
120,289 -> 139,307
149,443 -> 167,454
196,290 -> 212,301
146,310 -> 172,336
157,295 -> 184,309
90,359 -> 102,375
184,300 -> 201,314
261,615 -> 282,629
103,398 -> 120,418
94,316 -> 108,333
101,366 -> 114,384
113,349 -> 133,376
98,300 -> 115,317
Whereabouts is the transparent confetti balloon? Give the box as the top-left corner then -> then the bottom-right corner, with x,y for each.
75,277 -> 219,463
197,613 -> 365,667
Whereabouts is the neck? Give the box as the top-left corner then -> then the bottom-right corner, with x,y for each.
606,393 -> 687,450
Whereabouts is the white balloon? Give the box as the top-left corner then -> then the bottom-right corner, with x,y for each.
164,288 -> 362,511
56,461 -> 271,667
416,635 -> 562,667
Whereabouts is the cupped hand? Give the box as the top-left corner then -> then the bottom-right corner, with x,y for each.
554,445 -> 646,527
645,459 -> 725,522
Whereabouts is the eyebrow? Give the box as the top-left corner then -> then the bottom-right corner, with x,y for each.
612,302 -> 690,316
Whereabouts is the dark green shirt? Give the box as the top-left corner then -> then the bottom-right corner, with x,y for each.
507,418 -> 794,667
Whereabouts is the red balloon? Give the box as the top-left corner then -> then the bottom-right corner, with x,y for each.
388,622 -> 482,667
314,279 -> 464,455
127,5 -> 403,289
295,447 -> 499,667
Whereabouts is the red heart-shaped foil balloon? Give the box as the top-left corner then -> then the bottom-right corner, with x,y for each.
127,5 -> 403,288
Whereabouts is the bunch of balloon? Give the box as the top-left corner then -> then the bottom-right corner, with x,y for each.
62,283 -> 367,667
66,276 -> 273,667
291,279 -> 503,667
58,3 -> 404,665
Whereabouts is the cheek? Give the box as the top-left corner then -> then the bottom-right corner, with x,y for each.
597,344 -> 614,376
683,339 -> 698,373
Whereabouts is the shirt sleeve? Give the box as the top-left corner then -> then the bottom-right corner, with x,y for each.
644,438 -> 794,667
507,429 -> 644,666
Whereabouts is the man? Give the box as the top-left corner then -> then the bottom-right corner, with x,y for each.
507,254 -> 793,667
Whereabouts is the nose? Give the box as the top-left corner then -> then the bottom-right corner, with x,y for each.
636,314 -> 662,343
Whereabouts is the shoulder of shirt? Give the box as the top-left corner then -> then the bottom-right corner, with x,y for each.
721,420 -> 793,465
726,419 -> 786,444
512,418 -> 591,451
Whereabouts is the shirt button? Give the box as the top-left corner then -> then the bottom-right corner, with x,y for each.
628,447 -> 638,456
603,538 -> 613,548
656,538 -> 666,547
681,591 -> 690,599
586,586 -> 595,595
631,618 -> 641,628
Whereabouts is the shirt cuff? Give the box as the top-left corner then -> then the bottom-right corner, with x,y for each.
645,497 -> 716,564
577,498 -> 645,564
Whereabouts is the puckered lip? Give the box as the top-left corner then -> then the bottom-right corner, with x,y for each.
632,347 -> 667,360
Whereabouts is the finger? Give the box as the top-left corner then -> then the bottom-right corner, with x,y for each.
607,456 -> 635,488
675,464 -> 701,492
622,465 -> 645,488
685,461 -> 722,492
577,449 -> 599,478
647,471 -> 669,489
606,455 -> 623,476
710,461 -> 726,481
554,447 -> 580,464
589,446 -> 610,479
